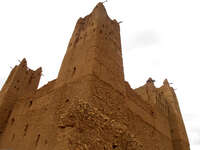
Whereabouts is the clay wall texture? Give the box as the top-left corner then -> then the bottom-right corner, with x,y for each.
0,3 -> 190,150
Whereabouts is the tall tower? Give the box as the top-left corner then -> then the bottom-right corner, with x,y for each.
160,79 -> 190,150
0,59 -> 41,134
0,2 -> 190,150
57,3 -> 125,95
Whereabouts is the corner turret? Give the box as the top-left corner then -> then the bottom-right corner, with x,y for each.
0,58 -> 42,134
159,79 -> 190,150
134,77 -> 157,105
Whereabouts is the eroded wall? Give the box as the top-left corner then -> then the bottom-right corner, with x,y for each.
0,59 -> 41,136
57,3 -> 125,95
0,2 -> 190,150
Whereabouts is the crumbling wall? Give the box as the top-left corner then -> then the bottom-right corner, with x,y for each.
135,78 -> 190,150
34,79 -> 56,98
54,75 -> 144,150
124,82 -> 173,149
159,80 -> 190,150
0,58 -> 41,137
57,3 -> 125,95
0,2 -> 190,150
134,78 -> 157,105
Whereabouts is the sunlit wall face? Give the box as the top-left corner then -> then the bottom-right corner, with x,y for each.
0,0 -> 199,149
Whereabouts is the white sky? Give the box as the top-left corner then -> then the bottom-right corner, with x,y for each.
0,0 -> 199,149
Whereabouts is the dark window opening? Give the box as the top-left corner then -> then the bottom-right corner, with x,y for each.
99,29 -> 103,34
72,67 -> 76,76
93,29 -> 96,32
7,110 -> 12,120
24,124 -> 29,136
11,118 -> 15,126
65,99 -> 69,103
58,125 -> 66,129
35,134 -> 40,146
112,144 -> 117,149
29,101 -> 32,108
74,37 -> 79,45
151,111 -> 154,115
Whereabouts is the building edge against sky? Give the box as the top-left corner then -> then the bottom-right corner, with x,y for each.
0,2 -> 190,150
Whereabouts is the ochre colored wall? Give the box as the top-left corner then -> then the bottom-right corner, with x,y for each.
0,2 -> 190,150
57,3 -> 125,95
0,59 -> 41,135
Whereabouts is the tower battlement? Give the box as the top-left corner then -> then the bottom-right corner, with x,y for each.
57,3 -> 125,95
0,3 -> 189,150
0,59 -> 41,134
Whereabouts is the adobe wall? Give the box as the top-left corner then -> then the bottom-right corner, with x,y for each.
0,2 -> 190,150
135,78 -> 190,150
159,80 -> 190,150
0,74 -> 182,150
57,3 -> 125,95
0,59 -> 41,135
52,75 -> 173,150
87,76 -> 173,150
1,59 -> 41,96
0,92 -> 17,134
0,94 -> 57,150
0,75 -> 141,150
134,78 -> 158,105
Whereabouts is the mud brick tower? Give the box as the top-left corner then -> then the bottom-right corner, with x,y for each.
0,3 -> 190,150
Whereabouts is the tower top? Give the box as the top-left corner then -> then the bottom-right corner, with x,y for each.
92,2 -> 108,17
57,3 -> 125,94
163,79 -> 170,87
146,77 -> 155,84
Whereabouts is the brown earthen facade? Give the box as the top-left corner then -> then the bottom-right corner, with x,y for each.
0,3 -> 190,150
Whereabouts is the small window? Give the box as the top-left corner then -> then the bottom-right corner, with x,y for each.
29,101 -> 32,108
72,67 -> 76,76
24,124 -> 29,136
35,134 -> 40,146
11,118 -> 15,126
65,99 -> 69,103
112,144 -> 117,149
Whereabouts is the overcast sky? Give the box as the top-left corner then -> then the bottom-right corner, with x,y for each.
0,0 -> 199,149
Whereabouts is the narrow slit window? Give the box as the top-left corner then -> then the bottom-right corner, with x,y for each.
35,134 -> 40,146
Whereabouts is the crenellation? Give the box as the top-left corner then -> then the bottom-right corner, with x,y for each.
0,2 -> 189,150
